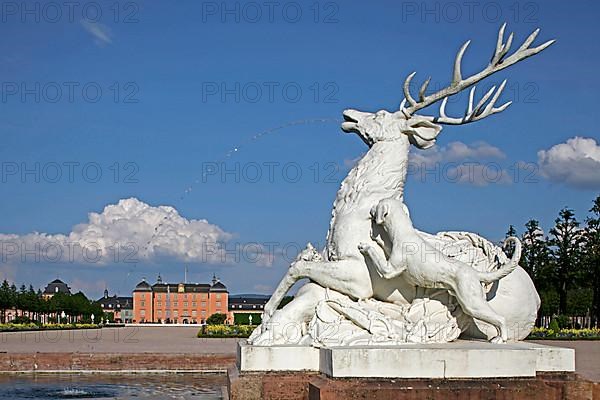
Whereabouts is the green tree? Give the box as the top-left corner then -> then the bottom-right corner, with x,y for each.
583,195 -> 600,326
36,289 -> 46,323
566,288 -> 593,319
0,280 -> 13,323
103,312 -> 115,323
48,292 -> 70,322
521,219 -> 551,290
9,284 -> 18,318
16,284 -> 28,317
206,313 -> 227,325
70,292 -> 90,322
234,313 -> 262,325
539,289 -> 559,317
549,208 -> 584,315
26,285 -> 42,323
89,302 -> 103,323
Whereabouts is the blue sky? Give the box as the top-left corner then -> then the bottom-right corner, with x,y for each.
0,0 -> 599,299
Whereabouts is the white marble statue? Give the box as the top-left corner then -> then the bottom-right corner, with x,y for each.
249,23 -> 553,346
359,198 -> 522,343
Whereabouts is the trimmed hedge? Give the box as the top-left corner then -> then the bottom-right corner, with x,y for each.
527,327 -> 600,340
197,324 -> 255,338
197,325 -> 600,340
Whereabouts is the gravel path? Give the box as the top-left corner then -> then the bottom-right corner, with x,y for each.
0,326 -> 239,354
530,340 -> 600,382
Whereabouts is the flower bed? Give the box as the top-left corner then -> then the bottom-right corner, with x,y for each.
527,327 -> 600,340
0,323 -> 101,332
197,324 -> 256,338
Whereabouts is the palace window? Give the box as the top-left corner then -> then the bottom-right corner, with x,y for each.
157,301 -> 162,307
174,310 -> 179,317
192,302 -> 197,307
192,310 -> 197,317
173,302 -> 178,307
201,302 -> 207,308
184,302 -> 188,308
216,302 -> 221,308
140,310 -> 146,317
140,301 -> 145,307
158,310 -> 162,317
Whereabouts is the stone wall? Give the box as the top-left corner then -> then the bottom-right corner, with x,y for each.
0,353 -> 235,372
228,368 -> 600,400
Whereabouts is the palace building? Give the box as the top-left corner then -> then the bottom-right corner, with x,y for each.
132,274 -> 229,324
227,294 -> 269,325
97,289 -> 134,323
42,279 -> 72,300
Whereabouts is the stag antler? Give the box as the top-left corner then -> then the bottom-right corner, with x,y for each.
400,23 -> 554,125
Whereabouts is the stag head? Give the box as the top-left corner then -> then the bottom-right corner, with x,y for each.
341,23 -> 554,149
341,109 -> 442,149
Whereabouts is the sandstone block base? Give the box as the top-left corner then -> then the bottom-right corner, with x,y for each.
230,341 -> 585,399
228,367 -> 599,400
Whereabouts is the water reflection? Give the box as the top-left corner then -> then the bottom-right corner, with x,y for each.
0,373 -> 225,399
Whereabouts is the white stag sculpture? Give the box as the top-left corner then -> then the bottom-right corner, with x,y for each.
250,24 -> 553,345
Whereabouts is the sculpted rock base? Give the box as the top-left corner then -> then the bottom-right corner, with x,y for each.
308,296 -> 460,346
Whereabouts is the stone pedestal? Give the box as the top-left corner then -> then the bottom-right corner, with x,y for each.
237,340 -> 574,378
227,340 -> 595,400
237,342 -> 320,372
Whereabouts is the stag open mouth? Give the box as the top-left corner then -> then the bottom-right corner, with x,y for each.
341,110 -> 359,133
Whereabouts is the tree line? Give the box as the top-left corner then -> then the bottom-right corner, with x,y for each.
0,281 -> 103,324
506,194 -> 600,327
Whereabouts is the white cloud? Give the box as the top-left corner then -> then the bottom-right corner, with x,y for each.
0,198 -> 273,267
409,141 -> 510,186
253,284 -> 273,293
80,20 -> 112,46
71,277 -> 108,295
445,163 -> 511,186
410,141 -> 506,165
537,136 -> 600,189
